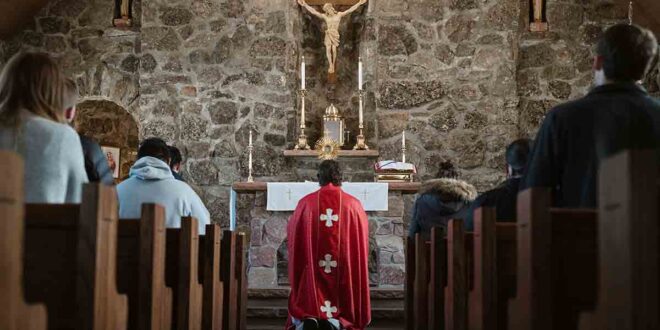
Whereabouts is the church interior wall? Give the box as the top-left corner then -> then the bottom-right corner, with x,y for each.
1,0 -> 658,289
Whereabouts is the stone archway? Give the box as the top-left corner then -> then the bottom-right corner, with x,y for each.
75,99 -> 140,181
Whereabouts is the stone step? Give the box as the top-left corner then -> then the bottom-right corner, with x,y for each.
247,318 -> 405,330
247,287 -> 405,323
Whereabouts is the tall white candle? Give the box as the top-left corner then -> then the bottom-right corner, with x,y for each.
301,56 -> 306,90
301,97 -> 306,126
359,96 -> 363,124
249,129 -> 252,146
358,57 -> 363,90
402,131 -> 406,149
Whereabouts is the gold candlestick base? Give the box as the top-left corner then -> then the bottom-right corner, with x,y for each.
353,130 -> 369,150
294,131 -> 311,150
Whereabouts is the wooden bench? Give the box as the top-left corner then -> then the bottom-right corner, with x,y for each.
405,221 -> 468,330
117,204 -> 173,330
467,210 -> 517,330
0,151 -> 47,330
506,188 -> 598,330
220,230 -> 248,330
200,224 -> 223,330
579,150 -> 659,329
23,184 -> 128,329
165,217 -> 203,330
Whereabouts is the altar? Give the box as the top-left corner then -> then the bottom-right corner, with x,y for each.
231,181 -> 420,289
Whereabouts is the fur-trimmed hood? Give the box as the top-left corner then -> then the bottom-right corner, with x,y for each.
418,178 -> 478,202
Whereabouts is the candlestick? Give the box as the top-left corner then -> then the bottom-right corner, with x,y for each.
301,56 -> 306,90
353,89 -> 369,150
247,129 -> 254,182
402,131 -> 406,163
358,57 -> 363,90
294,89 -> 311,150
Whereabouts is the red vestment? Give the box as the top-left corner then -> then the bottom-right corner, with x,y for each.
286,184 -> 371,330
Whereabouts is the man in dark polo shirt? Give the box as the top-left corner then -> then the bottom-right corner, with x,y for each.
523,23 -> 660,207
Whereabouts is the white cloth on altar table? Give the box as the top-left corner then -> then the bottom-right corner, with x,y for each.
266,182 -> 389,211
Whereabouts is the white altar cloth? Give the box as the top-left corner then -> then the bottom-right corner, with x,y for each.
266,182 -> 389,211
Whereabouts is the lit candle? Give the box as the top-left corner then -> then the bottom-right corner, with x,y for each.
249,129 -> 252,146
301,56 -> 306,90
358,57 -> 363,90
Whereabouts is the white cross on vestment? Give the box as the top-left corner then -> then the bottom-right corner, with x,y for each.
319,208 -> 339,227
320,300 -> 338,318
318,254 -> 338,273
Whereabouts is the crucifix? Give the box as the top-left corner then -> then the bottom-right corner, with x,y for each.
297,0 -> 368,75
529,0 -> 548,32
113,0 -> 133,27
286,188 -> 293,201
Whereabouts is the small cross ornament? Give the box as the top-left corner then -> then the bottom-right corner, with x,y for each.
319,254 -> 338,273
320,208 -> 339,227
320,300 -> 338,318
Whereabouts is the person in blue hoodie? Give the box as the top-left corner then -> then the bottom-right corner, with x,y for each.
117,137 -> 210,235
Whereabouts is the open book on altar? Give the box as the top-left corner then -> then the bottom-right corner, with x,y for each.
266,182 -> 389,211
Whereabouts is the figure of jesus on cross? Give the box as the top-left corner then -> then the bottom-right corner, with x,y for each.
297,0 -> 368,73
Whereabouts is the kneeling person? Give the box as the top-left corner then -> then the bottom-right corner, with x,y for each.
117,138 -> 210,234
287,160 -> 371,330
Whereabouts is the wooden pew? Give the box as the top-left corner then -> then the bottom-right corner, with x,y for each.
406,223 -> 468,330
165,217 -> 203,330
22,184 -> 128,329
220,230 -> 248,330
579,150 -> 659,329
116,204 -> 173,330
200,224 -> 223,330
466,209 -> 517,330
0,151 -> 47,330
507,188 -> 598,330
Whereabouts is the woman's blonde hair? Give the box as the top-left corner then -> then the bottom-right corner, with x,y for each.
0,52 -> 66,127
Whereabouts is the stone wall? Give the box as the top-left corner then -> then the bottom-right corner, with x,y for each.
76,99 -> 140,179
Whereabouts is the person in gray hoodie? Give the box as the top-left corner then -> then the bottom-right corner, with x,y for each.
117,138 -> 210,235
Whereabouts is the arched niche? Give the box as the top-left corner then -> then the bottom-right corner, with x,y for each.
75,99 -> 139,181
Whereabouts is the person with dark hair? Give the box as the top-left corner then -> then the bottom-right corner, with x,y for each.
408,160 -> 477,239
286,160 -> 371,330
117,137 -> 210,234
466,139 -> 533,223
61,78 -> 114,185
168,145 -> 185,181
524,24 -> 660,207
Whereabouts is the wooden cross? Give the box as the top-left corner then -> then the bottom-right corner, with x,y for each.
529,0 -> 548,32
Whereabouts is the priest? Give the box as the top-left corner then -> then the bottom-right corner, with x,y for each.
286,160 -> 371,330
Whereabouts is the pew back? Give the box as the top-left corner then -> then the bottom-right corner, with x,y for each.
0,151 -> 47,330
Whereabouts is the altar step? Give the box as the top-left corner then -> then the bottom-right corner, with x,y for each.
246,287 -> 404,329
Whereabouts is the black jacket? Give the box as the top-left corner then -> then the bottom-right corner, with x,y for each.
523,83 -> 660,208
408,178 -> 477,240
466,177 -> 521,225
80,136 -> 114,185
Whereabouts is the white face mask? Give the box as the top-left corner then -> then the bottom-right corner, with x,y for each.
593,69 -> 607,87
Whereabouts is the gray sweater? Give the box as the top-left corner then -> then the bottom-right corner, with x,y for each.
0,111 -> 88,203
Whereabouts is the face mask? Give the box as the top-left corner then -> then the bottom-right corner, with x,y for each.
593,69 -> 606,87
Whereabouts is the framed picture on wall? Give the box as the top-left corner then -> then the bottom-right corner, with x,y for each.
101,146 -> 121,178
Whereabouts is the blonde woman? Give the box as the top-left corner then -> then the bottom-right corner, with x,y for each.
0,52 -> 87,203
